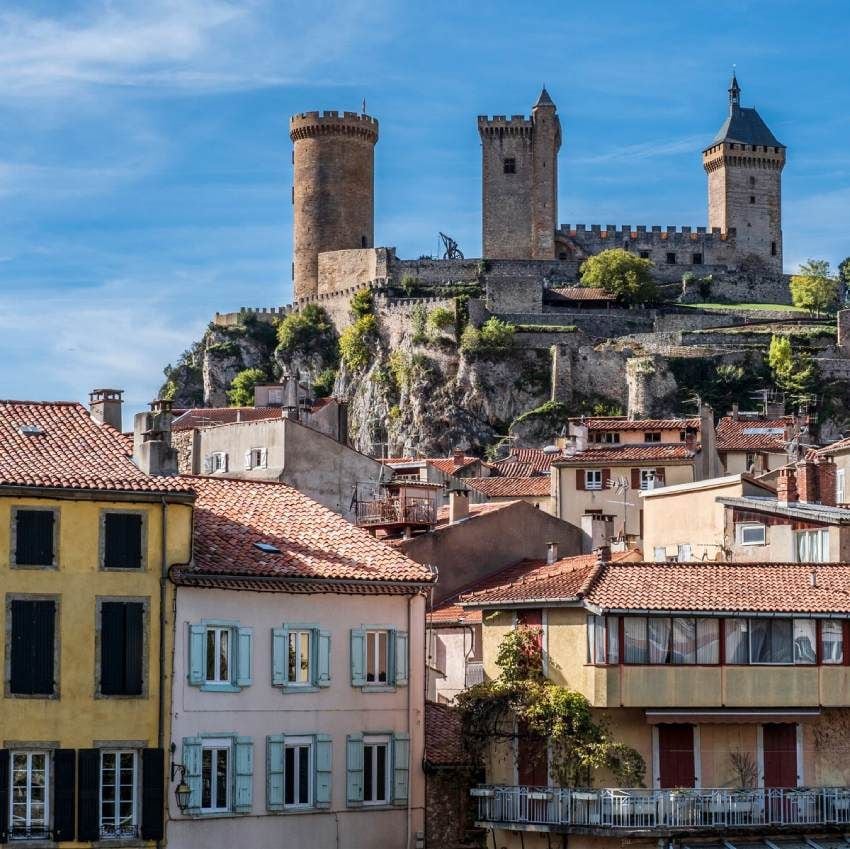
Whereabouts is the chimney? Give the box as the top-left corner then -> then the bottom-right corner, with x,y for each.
546,541 -> 558,565
594,544 -> 611,564
796,460 -> 818,504
447,480 -> 470,524
133,399 -> 177,476
731,402 -> 739,421
815,456 -> 837,507
810,567 -> 818,588
89,388 -> 124,432
452,448 -> 466,466
776,466 -> 798,505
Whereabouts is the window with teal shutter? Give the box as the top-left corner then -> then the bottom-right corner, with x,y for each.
392,733 -> 410,805
352,626 -> 405,690
271,628 -> 287,686
346,734 -> 364,805
187,621 -> 252,692
350,629 -> 366,686
271,623 -> 325,692
394,631 -> 408,687
181,737 -> 202,814
315,735 -> 333,808
266,735 -> 285,812
317,630 -> 331,687
236,627 -> 253,687
234,737 -> 253,813
188,626 -> 205,686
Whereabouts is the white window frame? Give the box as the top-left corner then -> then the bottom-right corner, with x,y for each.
737,522 -> 767,546
362,735 -> 390,806
286,629 -> 314,687
205,626 -> 231,685
210,452 -> 228,473
837,469 -> 846,504
795,528 -> 829,563
251,448 -> 266,469
821,620 -> 845,664
283,736 -> 313,809
585,469 -> 603,491
201,738 -> 232,814
365,630 -> 389,685
10,750 -> 50,839
653,546 -> 666,563
639,469 -> 658,490
99,749 -> 138,839
677,543 -> 692,562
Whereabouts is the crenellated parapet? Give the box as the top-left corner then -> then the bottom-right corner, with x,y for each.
289,110 -> 379,143
557,224 -> 737,245
477,114 -> 534,139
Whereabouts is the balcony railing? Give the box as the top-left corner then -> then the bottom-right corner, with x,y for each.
465,660 -> 484,688
471,785 -> 850,833
356,495 -> 436,528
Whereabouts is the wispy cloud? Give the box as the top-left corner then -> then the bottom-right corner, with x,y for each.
571,135 -> 708,165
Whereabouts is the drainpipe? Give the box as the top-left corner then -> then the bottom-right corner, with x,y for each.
157,497 -> 167,849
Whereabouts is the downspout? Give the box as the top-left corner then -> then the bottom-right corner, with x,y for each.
157,497 -> 167,849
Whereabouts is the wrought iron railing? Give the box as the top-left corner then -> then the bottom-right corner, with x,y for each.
471,785 -> 850,831
356,496 -> 435,527
465,660 -> 485,688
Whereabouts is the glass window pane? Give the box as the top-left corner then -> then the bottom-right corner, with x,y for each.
771,618 -> 793,663
822,621 -> 844,663
624,617 -> 647,664
366,633 -> 376,682
793,619 -> 817,664
299,632 -> 310,683
648,618 -> 671,664
202,750 -> 212,809
594,616 -> 605,664
378,632 -> 387,682
607,616 -> 619,664
284,747 -> 294,806
298,746 -> 310,804
216,749 -> 228,810
725,619 -> 749,664
696,618 -> 719,663
363,745 -> 373,802
220,630 -> 229,681
207,630 -> 216,681
672,618 -> 696,664
288,632 -> 297,682
376,744 -> 387,802
750,618 -> 771,663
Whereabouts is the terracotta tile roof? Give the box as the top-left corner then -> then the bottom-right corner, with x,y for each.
425,701 -> 473,767
818,436 -> 850,456
459,549 -> 641,607
0,400 -> 194,495
464,476 -> 551,498
585,561 -> 850,615
382,455 -> 482,475
172,407 -> 283,431
549,286 -> 615,302
433,500 -> 517,528
490,448 -> 557,476
427,601 -> 481,625
579,417 -> 700,432
554,444 -> 696,465
716,416 -> 792,453
173,476 -> 434,587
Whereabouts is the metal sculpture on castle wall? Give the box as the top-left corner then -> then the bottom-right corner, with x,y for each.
439,232 -> 464,261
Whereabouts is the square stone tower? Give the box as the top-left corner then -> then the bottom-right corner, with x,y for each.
703,73 -> 786,271
478,89 -> 561,260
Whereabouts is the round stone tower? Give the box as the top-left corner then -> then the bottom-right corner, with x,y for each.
289,110 -> 379,301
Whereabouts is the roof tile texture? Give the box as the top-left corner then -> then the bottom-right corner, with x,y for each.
556,444 -> 696,464
716,416 -> 792,453
464,476 -> 551,497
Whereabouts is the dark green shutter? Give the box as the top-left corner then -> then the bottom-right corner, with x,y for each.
0,749 -> 8,843
14,510 -> 54,566
100,602 -> 143,696
10,600 -> 54,695
124,603 -> 144,695
104,513 -> 142,568
140,748 -> 165,841
77,749 -> 100,842
52,749 -> 76,842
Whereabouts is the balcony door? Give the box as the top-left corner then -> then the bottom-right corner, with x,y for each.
762,723 -> 798,788
658,724 -> 695,788
517,721 -> 548,787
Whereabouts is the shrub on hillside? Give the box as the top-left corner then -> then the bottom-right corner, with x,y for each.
580,248 -> 657,305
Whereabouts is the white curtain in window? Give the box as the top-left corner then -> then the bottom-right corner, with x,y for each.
624,617 -> 647,664
648,618 -> 671,664
771,619 -> 793,663
672,618 -> 696,664
793,619 -> 817,664
749,618 -> 771,663
606,616 -> 619,664
696,618 -> 720,664
725,619 -> 749,664
822,621 -> 844,663
594,616 -> 606,664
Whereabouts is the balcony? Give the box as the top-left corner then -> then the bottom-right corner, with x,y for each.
465,660 -> 484,688
356,495 -> 436,531
472,785 -> 850,835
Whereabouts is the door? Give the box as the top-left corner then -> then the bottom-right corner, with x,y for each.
763,723 -> 798,788
658,724 -> 696,788
517,721 -> 548,787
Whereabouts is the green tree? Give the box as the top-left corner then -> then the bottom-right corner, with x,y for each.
339,315 -> 377,372
350,288 -> 374,319
580,248 -> 658,305
227,367 -> 267,407
789,259 -> 839,316
276,304 -> 339,366
838,257 -> 850,305
767,334 -> 817,402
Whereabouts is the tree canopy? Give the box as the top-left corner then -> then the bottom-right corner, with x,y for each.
580,249 -> 658,305
227,367 -> 267,407
767,334 -> 818,403
789,259 -> 839,316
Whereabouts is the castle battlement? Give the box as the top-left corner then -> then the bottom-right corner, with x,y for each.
289,110 -> 379,143
557,224 -> 737,244
477,114 -> 533,135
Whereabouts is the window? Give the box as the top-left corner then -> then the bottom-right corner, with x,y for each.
12,509 -> 55,567
837,469 -> 846,504
361,235 -> 367,248
624,617 -> 647,664
201,741 -> 230,813
793,619 -> 817,664
692,253 -> 703,265
99,601 -> 144,696
366,630 -> 388,684
737,522 -> 766,546
639,250 -> 650,260
677,543 -> 692,562
363,737 -> 390,805
725,617 -> 818,665
653,546 -> 666,563
190,622 -> 252,691
591,432 -> 619,444
644,432 -> 661,443
268,388 -> 283,405
271,625 -> 328,690
284,738 -> 312,808
622,616 -> 719,664
750,618 -> 793,664
796,529 -> 829,563
10,751 -> 49,839
771,241 -> 777,256
350,627 -> 407,689
100,750 -> 138,839
666,252 -> 676,265
585,469 -> 602,490
206,627 -> 230,685
503,157 -> 516,174
746,451 -> 756,470
102,512 -> 143,569
9,598 -> 56,696
749,176 -> 756,187
750,195 -> 756,204
207,452 -> 228,473
639,469 -> 660,490
822,621 -> 845,664
244,448 -> 267,470
288,630 -> 312,685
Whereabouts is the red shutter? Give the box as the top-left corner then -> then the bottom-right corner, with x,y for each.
630,468 -> 640,489
576,469 -> 585,490
601,468 -> 611,488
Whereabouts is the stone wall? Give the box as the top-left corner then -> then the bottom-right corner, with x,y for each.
485,276 -> 542,314
317,247 -> 390,295
425,769 -> 481,849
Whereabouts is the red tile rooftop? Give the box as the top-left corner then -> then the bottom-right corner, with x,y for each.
0,400 -> 193,495
577,417 -> 700,432
554,444 -> 696,464
490,447 -> 556,476
716,416 -> 792,452
425,701 -> 472,767
549,286 -> 615,301
464,476 -> 551,498
172,407 -> 284,431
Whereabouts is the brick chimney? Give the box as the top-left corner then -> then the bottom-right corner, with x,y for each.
776,466 -> 798,505
447,480 -> 470,524
133,399 -> 177,476
89,388 -> 123,432
594,544 -> 611,564
452,448 -> 466,467
546,541 -> 558,565
815,456 -> 837,507
795,460 -> 818,504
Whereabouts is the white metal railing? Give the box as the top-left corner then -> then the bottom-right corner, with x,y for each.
470,785 -> 850,831
465,660 -> 484,687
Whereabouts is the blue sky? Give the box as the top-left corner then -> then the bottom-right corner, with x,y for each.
0,0 -> 848,424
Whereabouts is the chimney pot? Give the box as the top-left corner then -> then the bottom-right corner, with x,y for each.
777,466 -> 798,505
810,568 -> 818,588
447,481 -> 470,524
815,456 -> 837,507
452,448 -> 466,466
89,388 -> 124,432
594,544 -> 611,563
546,541 -> 558,565
795,460 -> 818,504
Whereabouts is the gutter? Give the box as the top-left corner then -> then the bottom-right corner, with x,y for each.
0,484 -> 195,505
169,570 -> 435,591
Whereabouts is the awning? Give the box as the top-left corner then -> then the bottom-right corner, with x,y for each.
646,708 -> 821,725
683,839 -> 850,849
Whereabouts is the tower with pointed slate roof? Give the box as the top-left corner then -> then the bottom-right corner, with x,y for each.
478,88 -> 561,260
703,72 -> 786,271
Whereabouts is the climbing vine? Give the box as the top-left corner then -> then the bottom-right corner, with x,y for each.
456,627 -> 645,788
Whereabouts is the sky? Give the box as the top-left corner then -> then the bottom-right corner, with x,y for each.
0,0 -> 848,425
